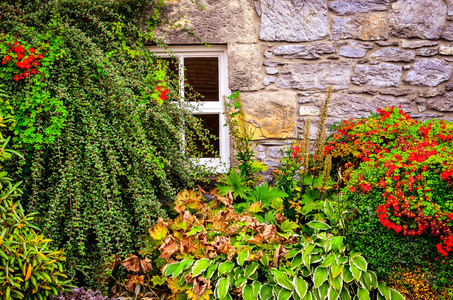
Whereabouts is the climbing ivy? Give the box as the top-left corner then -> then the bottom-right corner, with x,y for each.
0,0 -> 213,289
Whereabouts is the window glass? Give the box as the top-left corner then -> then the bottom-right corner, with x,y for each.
184,57 -> 219,102
192,114 -> 220,158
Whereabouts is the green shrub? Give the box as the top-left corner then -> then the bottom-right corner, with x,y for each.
327,107 -> 453,283
0,0 -> 214,287
0,113 -> 70,300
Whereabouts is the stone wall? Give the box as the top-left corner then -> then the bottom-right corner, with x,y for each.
155,0 -> 453,169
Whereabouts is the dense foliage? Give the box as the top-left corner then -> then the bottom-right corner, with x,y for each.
327,107 -> 453,285
1,0 -> 212,288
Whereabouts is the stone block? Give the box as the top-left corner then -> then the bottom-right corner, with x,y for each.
263,76 -> 276,86
446,82 -> 453,91
339,46 -> 368,58
329,94 -> 414,119
352,63 -> 403,88
442,24 -> 453,41
401,41 -> 438,49
416,48 -> 439,57
440,44 -> 453,55
276,61 -> 354,91
273,43 -> 336,59
154,0 -> 257,44
331,12 -> 388,41
260,0 -> 329,42
380,89 -> 415,96
299,106 -> 320,116
370,48 -> 415,62
389,0 -> 446,40
241,93 -> 297,140
267,147 -> 283,159
376,41 -> 399,47
265,68 -> 278,75
329,0 -> 389,15
427,93 -> 453,111
418,89 -> 445,98
405,58 -> 452,87
228,43 -> 261,91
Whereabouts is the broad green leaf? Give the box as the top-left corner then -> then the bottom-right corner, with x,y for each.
303,244 -> 316,258
311,254 -> 322,264
313,266 -> 328,288
280,220 -> 299,232
173,259 -> 194,278
343,266 -> 354,283
324,239 -> 332,252
245,262 -> 259,278
329,271 -> 343,292
330,236 -> 344,252
291,254 -> 303,269
320,254 -> 336,268
377,282 -> 390,300
324,200 -> 334,221
235,276 -> 247,288
186,225 -> 203,236
303,254 -> 311,269
259,284 -> 273,300
300,267 -> 312,277
205,262 -> 218,279
253,281 -> 261,297
279,288 -> 292,300
260,252 -> 269,267
216,277 -> 230,300
351,256 -> 367,272
237,249 -> 249,267
303,291 -> 313,300
306,220 -> 331,230
330,262 -> 344,278
243,284 -> 254,300
361,271 -> 372,292
163,262 -> 180,277
287,248 -> 303,258
357,287 -> 370,300
294,277 -> 308,299
218,261 -> 235,276
265,273 -> 276,285
318,282 -> 329,300
328,287 -> 339,300
338,256 -> 349,265
271,268 -> 294,290
377,293 -> 385,300
369,271 -> 378,289
339,287 -> 351,300
349,261 -> 362,281
390,289 -> 405,300
192,259 -> 211,277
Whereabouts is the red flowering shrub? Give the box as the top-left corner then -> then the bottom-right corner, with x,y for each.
327,107 -> 453,256
2,39 -> 43,81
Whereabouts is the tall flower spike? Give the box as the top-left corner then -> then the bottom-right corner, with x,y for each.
314,87 -> 332,173
301,118 -> 310,178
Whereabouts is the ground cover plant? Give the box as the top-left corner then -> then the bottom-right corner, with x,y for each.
327,107 -> 453,295
0,0 -> 215,289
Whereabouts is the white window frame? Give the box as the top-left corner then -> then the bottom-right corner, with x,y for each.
149,45 -> 230,173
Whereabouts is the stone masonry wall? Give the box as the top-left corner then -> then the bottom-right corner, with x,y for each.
154,0 -> 453,171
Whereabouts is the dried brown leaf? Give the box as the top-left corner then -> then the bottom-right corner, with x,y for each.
159,236 -> 179,260
122,255 -> 140,273
140,258 -> 153,273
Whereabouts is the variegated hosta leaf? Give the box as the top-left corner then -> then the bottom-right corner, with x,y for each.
242,284 -> 254,300
329,271 -> 343,292
390,288 -> 405,300
306,220 -> 331,231
369,271 -> 378,289
216,277 -> 230,300
191,259 -> 211,277
351,256 -> 367,272
328,287 -> 339,300
271,268 -> 294,290
329,236 -> 344,252
244,262 -> 259,278
377,282 -> 391,300
237,249 -> 249,267
291,254 -> 303,269
218,261 -> 235,277
330,262 -> 344,278
357,287 -> 370,300
349,261 -> 362,281
318,282 -> 329,300
361,271 -> 372,291
320,254 -> 336,268
252,281 -> 261,297
303,291 -> 313,300
294,277 -> 308,299
259,283 -> 273,300
173,259 -> 194,278
339,287 -> 351,300
313,266 -> 328,288
163,262 -> 180,277
279,288 -> 293,300
260,252 -> 269,267
342,265 -> 354,283
205,262 -> 218,279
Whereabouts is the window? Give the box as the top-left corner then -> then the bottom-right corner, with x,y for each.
150,46 -> 230,172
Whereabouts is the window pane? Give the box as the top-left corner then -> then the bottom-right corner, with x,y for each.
192,114 -> 220,158
185,57 -> 219,102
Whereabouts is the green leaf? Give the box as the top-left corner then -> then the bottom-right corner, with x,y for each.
163,262 -> 180,277
349,260 -> 362,281
303,244 -> 316,258
324,200 -> 334,221
187,225 -> 203,236
329,236 -> 344,252
328,287 -> 339,300
378,282 -> 391,300
279,288 -> 292,300
291,254 -> 303,269
280,219 -> 299,233
313,266 -> 328,288
205,262 -> 218,279
339,287 -> 351,300
173,259 -> 194,278
271,268 -> 294,290
260,252 -> 269,267
303,291 -> 313,300
390,289 -> 405,300
329,271 -> 343,292
306,220 -> 331,231
218,261 -> 235,277
191,259 -> 211,277
253,281 -> 261,297
243,284 -> 254,300
343,266 -> 354,283
244,262 -> 259,278
330,262 -> 344,279
294,277 -> 308,299
259,283 -> 273,300
351,256 -> 367,272
216,277 -> 230,300
357,287 -> 370,300
369,271 -> 378,289
320,254 -> 336,268
361,271 -> 372,292
235,276 -> 247,288
318,282 -> 329,300
237,249 -> 249,267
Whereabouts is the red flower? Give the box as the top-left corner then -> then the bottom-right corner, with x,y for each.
156,86 -> 161,91
29,47 -> 35,53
